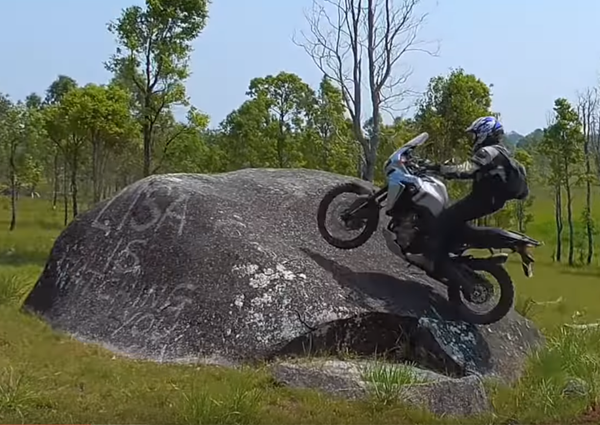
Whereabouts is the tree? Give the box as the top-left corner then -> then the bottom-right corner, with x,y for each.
414,68 -> 494,201
576,88 -> 598,265
296,0 -> 436,182
247,72 -> 316,168
44,75 -> 78,209
541,98 -> 585,265
518,128 -> 544,153
106,0 -> 209,176
0,99 -> 43,230
43,85 -> 124,219
44,75 -> 78,105
25,93 -> 43,110
373,116 -> 418,184
415,68 -> 494,162
219,96 -> 279,170
150,106 -> 210,174
305,76 -> 357,175
219,72 -> 321,171
61,83 -> 137,203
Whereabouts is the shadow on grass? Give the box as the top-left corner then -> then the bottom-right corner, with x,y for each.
0,249 -> 50,267
0,219 -> 65,233
34,220 -> 66,232
559,267 -> 600,278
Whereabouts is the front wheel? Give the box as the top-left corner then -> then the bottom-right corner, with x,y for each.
316,182 -> 380,250
446,261 -> 515,325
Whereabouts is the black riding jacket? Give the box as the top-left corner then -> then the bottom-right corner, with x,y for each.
438,142 -> 513,200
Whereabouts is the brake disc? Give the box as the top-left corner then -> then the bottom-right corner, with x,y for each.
456,266 -> 494,305
340,197 -> 369,230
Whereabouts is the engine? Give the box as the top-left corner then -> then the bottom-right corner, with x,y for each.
390,212 -> 419,251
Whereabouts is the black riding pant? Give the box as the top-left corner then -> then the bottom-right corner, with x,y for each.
429,192 -> 506,263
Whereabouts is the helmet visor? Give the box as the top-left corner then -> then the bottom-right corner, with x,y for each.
466,130 -> 476,142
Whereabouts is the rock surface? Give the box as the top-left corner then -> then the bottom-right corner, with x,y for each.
24,168 -> 542,385
270,359 -> 491,416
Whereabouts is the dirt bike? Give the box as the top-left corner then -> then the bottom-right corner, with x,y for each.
316,132 -> 541,325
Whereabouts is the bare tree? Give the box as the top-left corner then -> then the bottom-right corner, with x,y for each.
295,0 -> 437,181
543,111 -> 563,262
577,88 -> 599,265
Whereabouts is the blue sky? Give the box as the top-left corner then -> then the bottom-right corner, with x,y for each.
2,0 -> 599,135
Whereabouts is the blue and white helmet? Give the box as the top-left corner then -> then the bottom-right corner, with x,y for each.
465,116 -> 504,151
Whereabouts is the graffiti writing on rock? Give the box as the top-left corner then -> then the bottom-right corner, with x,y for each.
110,282 -> 197,339
92,183 -> 189,236
55,236 -> 147,291
53,181 -> 196,350
56,251 -> 198,346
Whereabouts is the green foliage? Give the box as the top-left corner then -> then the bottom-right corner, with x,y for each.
303,76 -> 358,175
540,98 -> 587,264
218,72 -> 358,176
44,75 -> 77,105
415,68 -> 494,162
106,0 -> 210,176
0,98 -> 45,229
541,98 -> 585,184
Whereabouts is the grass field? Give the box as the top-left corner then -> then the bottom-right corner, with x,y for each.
2,188 -> 600,424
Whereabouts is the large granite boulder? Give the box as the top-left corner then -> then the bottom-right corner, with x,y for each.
24,168 -> 542,384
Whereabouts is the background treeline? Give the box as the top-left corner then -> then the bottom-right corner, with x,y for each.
1,0 -> 599,269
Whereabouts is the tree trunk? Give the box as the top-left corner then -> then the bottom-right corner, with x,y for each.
357,150 -> 364,178
565,173 -> 575,266
143,123 -> 152,177
361,138 -> 379,182
63,162 -> 69,227
92,134 -> 100,203
277,114 -> 285,168
516,201 -> 525,232
364,1 -> 380,184
71,149 -> 79,218
554,183 -> 563,262
142,90 -> 153,177
584,138 -> 594,265
586,178 -> 593,265
52,151 -> 60,209
9,166 -> 17,231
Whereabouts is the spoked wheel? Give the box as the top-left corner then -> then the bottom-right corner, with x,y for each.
316,182 -> 380,250
446,261 -> 515,325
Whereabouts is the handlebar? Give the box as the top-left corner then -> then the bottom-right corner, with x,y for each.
401,151 -> 442,177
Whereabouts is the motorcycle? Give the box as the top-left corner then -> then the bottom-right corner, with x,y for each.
316,132 -> 541,325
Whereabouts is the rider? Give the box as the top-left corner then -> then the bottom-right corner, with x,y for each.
406,116 -> 527,274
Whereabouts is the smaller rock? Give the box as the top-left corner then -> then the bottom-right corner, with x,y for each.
270,360 -> 367,399
562,377 -> 591,398
270,359 -> 491,417
404,375 -> 490,417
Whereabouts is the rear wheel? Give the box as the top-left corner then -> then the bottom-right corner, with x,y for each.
446,261 -> 514,325
316,182 -> 380,250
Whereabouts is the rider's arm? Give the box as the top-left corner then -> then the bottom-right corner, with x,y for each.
438,160 -> 479,180
438,146 -> 500,180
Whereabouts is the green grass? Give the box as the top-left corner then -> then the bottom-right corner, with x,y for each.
361,361 -> 426,405
2,189 -> 600,424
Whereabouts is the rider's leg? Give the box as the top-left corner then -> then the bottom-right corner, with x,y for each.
407,193 -> 502,272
